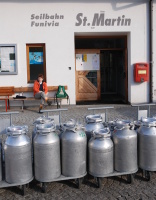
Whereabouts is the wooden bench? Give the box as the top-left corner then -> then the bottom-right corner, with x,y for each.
0,87 -> 14,112
11,86 -> 69,111
0,86 -> 69,112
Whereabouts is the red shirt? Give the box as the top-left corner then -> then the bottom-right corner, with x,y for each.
33,80 -> 48,96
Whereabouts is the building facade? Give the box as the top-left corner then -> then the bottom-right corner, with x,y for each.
0,0 -> 156,105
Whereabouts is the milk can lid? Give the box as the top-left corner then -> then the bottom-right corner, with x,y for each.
33,116 -> 54,125
104,121 -> 115,126
141,117 -> 156,126
93,128 -> 110,138
86,114 -> 103,123
36,122 -> 56,133
63,119 -> 84,132
134,120 -> 143,127
7,125 -> 28,135
115,120 -> 132,128
63,119 -> 76,128
107,120 -> 115,124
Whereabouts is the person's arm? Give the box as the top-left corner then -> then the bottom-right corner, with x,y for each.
44,82 -> 48,94
33,81 -> 40,93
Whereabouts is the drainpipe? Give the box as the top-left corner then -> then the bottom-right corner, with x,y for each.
149,0 -> 153,102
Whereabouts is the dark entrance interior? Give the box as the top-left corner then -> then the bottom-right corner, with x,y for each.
100,50 -> 126,103
75,36 -> 127,104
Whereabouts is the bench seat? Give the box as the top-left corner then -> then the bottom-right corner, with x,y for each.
10,97 -> 62,111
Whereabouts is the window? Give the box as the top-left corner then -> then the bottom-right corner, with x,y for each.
75,38 -> 125,49
86,71 -> 97,87
0,44 -> 17,75
26,44 -> 46,83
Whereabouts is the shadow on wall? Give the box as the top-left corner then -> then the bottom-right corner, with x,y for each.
0,0 -> 145,11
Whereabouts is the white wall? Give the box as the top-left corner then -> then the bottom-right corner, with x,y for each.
0,0 -> 150,104
126,2 -> 149,103
152,0 -> 156,102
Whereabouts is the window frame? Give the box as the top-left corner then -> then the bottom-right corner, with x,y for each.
26,43 -> 46,83
0,44 -> 18,75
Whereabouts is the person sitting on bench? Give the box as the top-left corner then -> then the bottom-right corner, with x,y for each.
33,74 -> 51,113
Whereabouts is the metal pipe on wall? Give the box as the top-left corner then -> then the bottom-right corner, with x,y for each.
149,0 -> 154,102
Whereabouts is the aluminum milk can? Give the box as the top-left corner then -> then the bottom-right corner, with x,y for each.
112,120 -> 137,172
85,114 -> 104,141
33,122 -> 61,182
4,126 -> 33,184
88,128 -> 114,176
61,119 -> 87,177
138,117 -> 156,171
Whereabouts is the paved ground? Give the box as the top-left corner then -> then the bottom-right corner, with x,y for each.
0,104 -> 156,200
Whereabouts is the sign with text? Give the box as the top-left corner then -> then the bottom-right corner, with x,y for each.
30,13 -> 64,27
76,54 -> 99,71
0,47 -> 15,72
75,12 -> 131,27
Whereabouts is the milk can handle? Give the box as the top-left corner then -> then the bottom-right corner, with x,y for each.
143,123 -> 156,128
92,130 -> 111,138
40,132 -> 49,135
86,117 -> 102,123
130,123 -> 134,130
12,133 -> 22,137
90,130 -> 94,137
33,116 -> 46,124
93,134 -> 111,139
60,124 -> 66,132
75,126 -> 85,131
7,132 -> 22,137
23,125 -> 28,132
114,126 -> 125,131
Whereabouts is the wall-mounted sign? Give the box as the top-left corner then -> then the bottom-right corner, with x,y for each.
75,12 -> 131,27
31,13 -> 64,27
0,44 -> 17,75
76,54 -> 99,71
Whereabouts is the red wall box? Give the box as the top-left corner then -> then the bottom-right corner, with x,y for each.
134,63 -> 149,82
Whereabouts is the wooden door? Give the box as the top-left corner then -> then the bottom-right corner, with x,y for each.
75,50 -> 100,101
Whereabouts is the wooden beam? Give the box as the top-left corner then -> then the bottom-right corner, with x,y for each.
14,86 -> 68,93
14,87 -> 33,92
0,86 -> 15,96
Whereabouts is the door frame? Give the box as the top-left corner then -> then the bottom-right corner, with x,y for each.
75,35 -> 128,103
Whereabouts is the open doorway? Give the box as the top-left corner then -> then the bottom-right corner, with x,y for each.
75,36 -> 128,104
100,50 -> 127,103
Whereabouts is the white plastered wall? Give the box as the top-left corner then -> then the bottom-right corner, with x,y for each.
152,0 -> 156,102
0,0 -> 150,105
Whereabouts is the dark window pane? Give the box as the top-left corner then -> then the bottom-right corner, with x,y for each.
30,64 -> 44,80
29,47 -> 43,52
86,71 -> 97,87
75,38 -> 125,49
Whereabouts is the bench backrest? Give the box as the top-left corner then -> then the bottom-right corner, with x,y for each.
0,86 -> 15,96
0,86 -> 68,96
14,86 -> 68,93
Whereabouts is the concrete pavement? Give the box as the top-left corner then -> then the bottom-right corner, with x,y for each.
0,104 -> 156,200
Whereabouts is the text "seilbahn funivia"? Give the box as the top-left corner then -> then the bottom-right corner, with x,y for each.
31,13 -> 64,27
